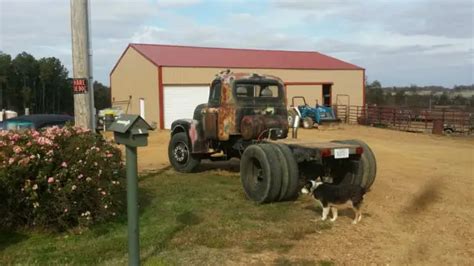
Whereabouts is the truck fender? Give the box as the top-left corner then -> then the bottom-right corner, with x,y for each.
170,119 -> 207,153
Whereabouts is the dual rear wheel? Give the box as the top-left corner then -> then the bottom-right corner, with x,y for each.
240,143 -> 299,203
332,139 -> 377,190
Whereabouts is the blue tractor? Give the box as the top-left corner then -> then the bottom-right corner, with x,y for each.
288,96 -> 340,128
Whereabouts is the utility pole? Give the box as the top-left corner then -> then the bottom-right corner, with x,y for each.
70,0 -> 95,129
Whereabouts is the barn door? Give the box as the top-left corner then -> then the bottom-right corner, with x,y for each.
322,84 -> 332,106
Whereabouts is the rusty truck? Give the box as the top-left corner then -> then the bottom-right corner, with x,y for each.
168,71 -> 376,203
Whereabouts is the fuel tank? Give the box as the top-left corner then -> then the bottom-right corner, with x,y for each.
240,115 -> 288,140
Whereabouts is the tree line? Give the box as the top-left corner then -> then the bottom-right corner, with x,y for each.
366,79 -> 474,109
0,51 -> 111,115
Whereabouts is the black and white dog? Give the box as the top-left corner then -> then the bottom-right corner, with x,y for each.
301,178 -> 366,224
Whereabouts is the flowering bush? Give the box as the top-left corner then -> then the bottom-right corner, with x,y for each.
0,126 -> 125,230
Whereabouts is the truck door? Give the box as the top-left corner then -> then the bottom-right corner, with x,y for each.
203,81 -> 220,139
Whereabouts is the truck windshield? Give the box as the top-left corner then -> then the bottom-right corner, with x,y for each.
235,84 -> 281,98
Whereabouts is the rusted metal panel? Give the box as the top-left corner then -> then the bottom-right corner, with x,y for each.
432,119 -> 444,135
203,110 -> 218,139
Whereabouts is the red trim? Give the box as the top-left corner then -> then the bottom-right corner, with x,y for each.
110,44 -> 131,77
362,69 -> 366,107
158,66 -> 164,129
161,66 -> 362,71
284,81 -> 333,86
131,46 -> 162,69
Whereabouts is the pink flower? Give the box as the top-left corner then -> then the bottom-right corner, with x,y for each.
8,158 -> 15,165
48,177 -> 54,183
36,137 -> 53,146
106,153 -> 113,158
101,191 -> 106,196
18,157 -> 30,166
61,162 -> 67,168
31,131 -> 40,138
9,133 -> 20,141
13,147 -> 22,155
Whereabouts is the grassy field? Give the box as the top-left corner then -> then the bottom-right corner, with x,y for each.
0,163 -> 332,265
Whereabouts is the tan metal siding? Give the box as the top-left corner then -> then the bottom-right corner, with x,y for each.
162,67 -> 364,106
286,85 -> 323,107
111,48 -> 159,126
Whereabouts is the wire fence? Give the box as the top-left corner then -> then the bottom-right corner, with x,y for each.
334,105 -> 474,135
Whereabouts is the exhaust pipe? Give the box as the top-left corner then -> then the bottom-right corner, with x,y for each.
292,115 -> 300,139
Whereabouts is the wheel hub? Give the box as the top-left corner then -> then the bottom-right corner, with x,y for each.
174,143 -> 188,163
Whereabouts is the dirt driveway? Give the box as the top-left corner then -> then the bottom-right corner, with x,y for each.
134,125 -> 474,264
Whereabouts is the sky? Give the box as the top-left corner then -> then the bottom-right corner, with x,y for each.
0,0 -> 473,87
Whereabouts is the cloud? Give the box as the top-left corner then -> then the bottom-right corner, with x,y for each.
0,0 -> 472,87
275,0 -> 474,39
155,0 -> 201,8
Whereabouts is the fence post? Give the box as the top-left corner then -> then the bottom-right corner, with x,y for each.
392,109 -> 396,129
442,109 -> 446,127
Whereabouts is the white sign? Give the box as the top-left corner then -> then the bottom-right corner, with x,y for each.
334,148 -> 349,159
117,120 -> 131,127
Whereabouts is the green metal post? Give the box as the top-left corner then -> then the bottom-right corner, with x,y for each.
126,145 -> 140,266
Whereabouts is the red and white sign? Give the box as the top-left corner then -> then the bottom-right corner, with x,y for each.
73,78 -> 88,94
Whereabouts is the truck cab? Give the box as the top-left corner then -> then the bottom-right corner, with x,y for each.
169,71 -> 289,171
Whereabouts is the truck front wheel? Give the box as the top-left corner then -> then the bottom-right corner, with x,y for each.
168,132 -> 201,173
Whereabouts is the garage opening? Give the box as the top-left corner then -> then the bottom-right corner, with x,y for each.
322,84 -> 332,106
163,85 -> 210,129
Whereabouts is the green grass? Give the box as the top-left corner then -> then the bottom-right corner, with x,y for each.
0,167 -> 330,265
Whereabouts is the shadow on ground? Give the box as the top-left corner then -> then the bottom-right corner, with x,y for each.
0,231 -> 29,251
196,158 -> 240,173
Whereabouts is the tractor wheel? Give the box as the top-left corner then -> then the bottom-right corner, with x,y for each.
288,109 -> 299,128
168,132 -> 201,173
240,144 -> 282,203
333,139 -> 376,190
302,117 -> 314,129
273,143 -> 299,201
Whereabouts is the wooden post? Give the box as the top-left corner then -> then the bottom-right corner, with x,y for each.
70,0 -> 94,129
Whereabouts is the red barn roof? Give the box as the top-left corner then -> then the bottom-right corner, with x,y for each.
111,43 -> 363,75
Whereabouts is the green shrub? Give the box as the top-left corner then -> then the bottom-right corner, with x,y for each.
0,126 -> 125,230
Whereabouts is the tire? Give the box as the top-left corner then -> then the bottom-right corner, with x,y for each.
168,132 -> 201,173
288,109 -> 299,128
274,143 -> 299,201
333,139 -> 376,190
302,117 -> 314,129
331,160 -> 358,186
443,128 -> 454,135
268,144 -> 289,201
260,144 -> 283,202
240,144 -> 282,203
